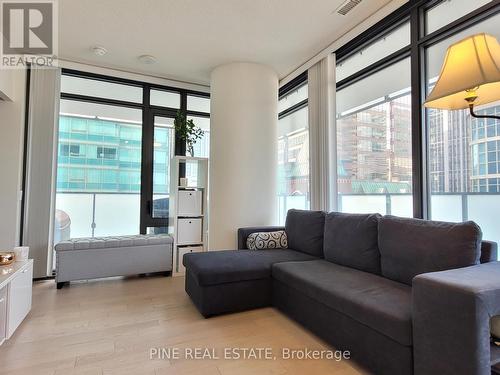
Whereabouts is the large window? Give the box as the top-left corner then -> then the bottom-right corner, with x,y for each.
152,116 -> 175,219
332,0 -> 499,247
425,12 -> 500,245
60,75 -> 143,103
54,71 -> 210,244
336,21 -> 410,82
336,24 -> 412,217
277,80 -> 309,224
56,100 -> 144,240
425,0 -> 493,35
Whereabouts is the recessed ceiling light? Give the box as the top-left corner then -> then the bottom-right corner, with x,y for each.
138,55 -> 157,64
92,46 -> 107,56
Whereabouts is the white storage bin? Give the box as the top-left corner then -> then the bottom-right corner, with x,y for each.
177,246 -> 203,273
178,190 -> 203,216
177,218 -> 202,245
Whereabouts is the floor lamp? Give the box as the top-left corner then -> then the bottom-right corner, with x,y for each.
424,33 -> 500,120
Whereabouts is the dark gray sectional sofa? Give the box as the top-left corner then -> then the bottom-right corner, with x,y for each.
183,209 -> 500,375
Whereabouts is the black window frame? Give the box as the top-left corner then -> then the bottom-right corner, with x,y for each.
59,68 -> 210,234
332,0 -> 500,219
278,71 -> 308,120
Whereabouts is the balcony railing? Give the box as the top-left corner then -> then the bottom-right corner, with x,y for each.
340,192 -> 500,247
57,191 -> 499,253
54,192 -> 169,243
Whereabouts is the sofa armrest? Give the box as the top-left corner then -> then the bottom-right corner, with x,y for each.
237,226 -> 285,249
481,240 -> 498,263
413,262 -> 500,375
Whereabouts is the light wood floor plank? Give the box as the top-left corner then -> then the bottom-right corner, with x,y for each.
0,275 -> 367,375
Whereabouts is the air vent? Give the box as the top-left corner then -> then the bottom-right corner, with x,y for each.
335,0 -> 362,16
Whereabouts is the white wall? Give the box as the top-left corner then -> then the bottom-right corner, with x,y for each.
209,63 -> 278,250
0,69 -> 26,249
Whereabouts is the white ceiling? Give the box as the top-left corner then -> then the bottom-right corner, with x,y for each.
59,0 -> 394,86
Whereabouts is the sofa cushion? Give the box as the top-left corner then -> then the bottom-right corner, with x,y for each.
285,209 -> 326,257
272,259 -> 412,346
323,212 -> 381,274
480,240 -> 498,263
378,216 -> 482,285
183,249 -> 316,286
246,230 -> 288,250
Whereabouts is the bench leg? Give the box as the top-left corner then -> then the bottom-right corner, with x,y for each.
57,282 -> 65,289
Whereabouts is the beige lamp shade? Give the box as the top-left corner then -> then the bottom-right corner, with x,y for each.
424,33 -> 500,110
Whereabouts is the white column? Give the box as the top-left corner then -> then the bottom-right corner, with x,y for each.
209,63 -> 278,250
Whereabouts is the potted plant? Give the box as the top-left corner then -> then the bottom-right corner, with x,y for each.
174,110 -> 204,156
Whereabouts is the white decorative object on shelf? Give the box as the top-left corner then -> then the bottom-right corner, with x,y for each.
169,156 -> 209,276
13,247 -> 29,262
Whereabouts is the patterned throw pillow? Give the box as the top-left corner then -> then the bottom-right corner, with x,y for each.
246,231 -> 288,250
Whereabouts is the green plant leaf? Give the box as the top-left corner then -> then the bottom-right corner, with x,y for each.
174,110 -> 205,155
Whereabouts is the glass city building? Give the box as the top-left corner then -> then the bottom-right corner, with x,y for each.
54,73 -> 210,243
57,115 -> 150,194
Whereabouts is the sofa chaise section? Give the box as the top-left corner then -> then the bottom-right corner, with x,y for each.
183,249 -> 317,317
184,210 -> 327,317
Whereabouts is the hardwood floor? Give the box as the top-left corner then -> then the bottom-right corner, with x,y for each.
0,275 -> 367,375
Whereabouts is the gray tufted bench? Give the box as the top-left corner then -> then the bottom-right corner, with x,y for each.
55,234 -> 173,289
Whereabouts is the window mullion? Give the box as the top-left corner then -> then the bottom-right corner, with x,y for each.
410,4 -> 426,219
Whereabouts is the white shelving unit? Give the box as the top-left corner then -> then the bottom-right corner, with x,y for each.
169,156 -> 209,276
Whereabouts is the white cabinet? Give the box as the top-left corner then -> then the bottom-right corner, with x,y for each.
7,261 -> 33,338
177,218 -> 203,245
0,286 -> 7,345
178,190 -> 203,216
177,246 -> 203,273
0,260 -> 33,345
